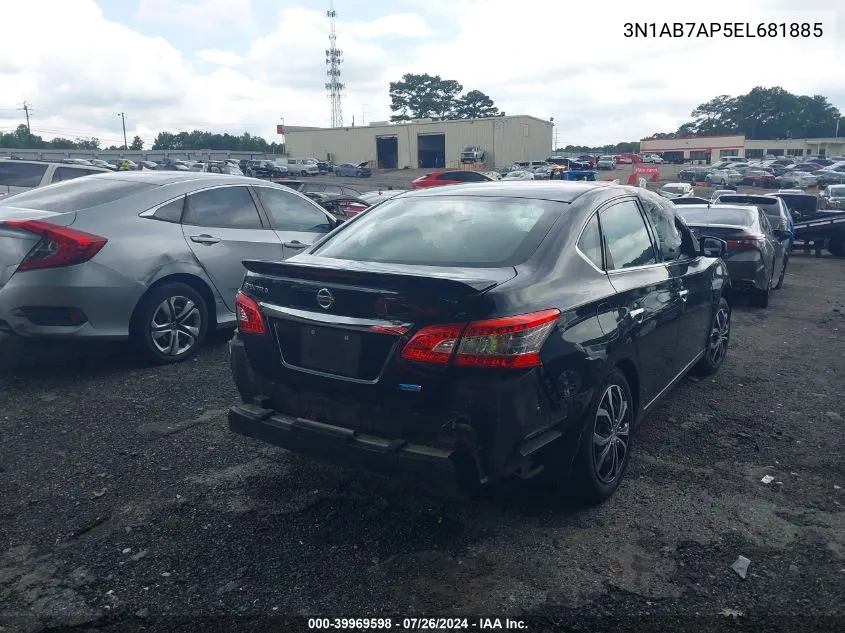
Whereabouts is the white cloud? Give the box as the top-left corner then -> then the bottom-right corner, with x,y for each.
196,49 -> 245,67
0,0 -> 843,148
135,0 -> 255,33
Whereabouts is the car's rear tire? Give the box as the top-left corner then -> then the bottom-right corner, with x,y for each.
130,282 -> 209,365
334,170 -> 340,176
693,297 -> 731,376
749,284 -> 770,308
774,255 -> 788,289
567,368 -> 635,506
828,236 -> 845,257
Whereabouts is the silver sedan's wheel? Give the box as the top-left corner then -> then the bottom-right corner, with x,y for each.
131,281 -> 209,365
150,295 -> 202,356
592,384 -> 632,485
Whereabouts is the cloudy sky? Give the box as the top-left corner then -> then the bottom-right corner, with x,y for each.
0,0 -> 842,148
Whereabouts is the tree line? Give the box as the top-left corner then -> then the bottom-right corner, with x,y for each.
645,87 -> 842,140
0,124 -> 282,153
555,142 -> 641,155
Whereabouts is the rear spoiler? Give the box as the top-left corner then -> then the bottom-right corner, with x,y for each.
241,257 -> 513,295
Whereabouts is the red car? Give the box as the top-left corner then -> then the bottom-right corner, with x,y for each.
616,153 -> 641,165
411,170 -> 495,189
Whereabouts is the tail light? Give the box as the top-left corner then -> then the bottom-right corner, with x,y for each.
400,324 -> 464,365
400,309 -> 561,369
6,220 -> 107,272
235,291 -> 266,334
725,235 -> 767,249
455,309 -> 560,368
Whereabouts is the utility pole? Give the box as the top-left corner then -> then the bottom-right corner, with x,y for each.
117,112 -> 127,149
362,104 -> 370,126
18,102 -> 32,135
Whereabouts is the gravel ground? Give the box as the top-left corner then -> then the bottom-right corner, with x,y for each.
0,184 -> 843,633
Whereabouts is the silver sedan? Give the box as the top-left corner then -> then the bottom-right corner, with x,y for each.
0,171 -> 341,364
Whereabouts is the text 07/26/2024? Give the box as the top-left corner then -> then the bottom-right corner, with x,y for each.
623,22 -> 824,38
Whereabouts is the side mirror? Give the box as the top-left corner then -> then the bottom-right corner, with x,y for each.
700,236 -> 727,258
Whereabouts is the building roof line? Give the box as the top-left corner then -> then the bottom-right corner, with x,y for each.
286,114 -> 552,134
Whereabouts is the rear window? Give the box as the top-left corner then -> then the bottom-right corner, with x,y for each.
311,195 -> 563,267
676,207 -> 755,227
716,196 -> 780,217
0,162 -> 48,187
662,185 -> 686,194
2,177 -> 157,212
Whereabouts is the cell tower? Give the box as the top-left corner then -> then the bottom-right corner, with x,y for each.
325,0 -> 344,127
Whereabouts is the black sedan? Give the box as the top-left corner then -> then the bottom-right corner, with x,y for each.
676,204 -> 788,308
227,182 -> 731,504
678,166 -> 712,183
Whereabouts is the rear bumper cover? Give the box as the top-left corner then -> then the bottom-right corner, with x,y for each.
228,403 -> 462,492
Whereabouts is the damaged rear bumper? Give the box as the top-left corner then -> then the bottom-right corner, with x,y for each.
228,403 -> 465,493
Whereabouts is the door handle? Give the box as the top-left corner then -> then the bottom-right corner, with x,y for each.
628,307 -> 645,323
679,289 -> 690,302
283,241 -> 308,249
189,234 -> 221,245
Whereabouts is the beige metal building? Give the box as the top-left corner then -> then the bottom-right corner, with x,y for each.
285,115 -> 553,170
640,134 -> 845,162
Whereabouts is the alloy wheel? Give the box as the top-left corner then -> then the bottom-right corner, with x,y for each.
707,306 -> 730,366
150,295 -> 202,356
592,384 -> 631,485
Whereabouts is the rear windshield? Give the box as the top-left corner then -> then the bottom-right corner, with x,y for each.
662,185 -> 686,193
677,207 -> 755,227
716,196 -> 780,216
2,177 -> 157,212
0,162 -> 48,188
311,195 -> 563,267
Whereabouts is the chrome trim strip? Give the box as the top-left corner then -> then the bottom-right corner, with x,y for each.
259,301 -> 411,331
257,276 -> 399,295
642,349 -> 705,412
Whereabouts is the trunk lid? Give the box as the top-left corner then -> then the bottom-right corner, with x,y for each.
687,223 -> 760,258
241,255 -> 516,382
0,207 -> 76,287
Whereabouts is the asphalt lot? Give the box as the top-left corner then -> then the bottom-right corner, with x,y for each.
1,175 -> 844,633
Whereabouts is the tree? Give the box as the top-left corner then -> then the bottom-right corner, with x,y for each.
388,73 -> 464,121
387,74 -> 506,121
645,87 -> 841,140
129,135 -> 144,150
455,90 -> 500,119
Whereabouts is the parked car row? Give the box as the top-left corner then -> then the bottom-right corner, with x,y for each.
676,155 -> 845,190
